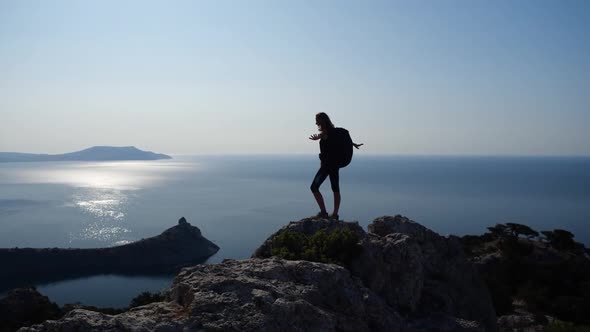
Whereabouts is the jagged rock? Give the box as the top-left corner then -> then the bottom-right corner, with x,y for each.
350,232 -> 424,312
366,216 -> 498,331
497,314 -> 547,332
0,288 -> 61,332
20,302 -> 185,332
253,215 -> 497,331
170,258 -> 401,331
369,215 -> 438,241
21,258 -> 402,332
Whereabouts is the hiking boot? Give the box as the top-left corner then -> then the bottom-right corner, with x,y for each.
330,214 -> 339,220
314,211 -> 329,219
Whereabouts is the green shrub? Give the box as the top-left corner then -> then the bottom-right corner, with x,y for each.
542,230 -> 577,251
462,222 -> 590,325
270,231 -> 308,260
505,222 -> 540,239
271,228 -> 362,267
487,223 -> 540,240
487,224 -> 511,239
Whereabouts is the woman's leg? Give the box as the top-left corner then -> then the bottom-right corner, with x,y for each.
314,192 -> 327,215
328,168 -> 340,218
310,167 -> 329,214
333,192 -> 341,217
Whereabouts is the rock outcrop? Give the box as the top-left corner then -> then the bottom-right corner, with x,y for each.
170,258 -> 402,331
252,217 -> 365,258
18,215 -> 497,332
253,215 -> 497,331
0,288 -> 61,332
20,259 -> 402,332
363,216 -> 497,330
0,217 -> 219,291
461,222 -> 590,328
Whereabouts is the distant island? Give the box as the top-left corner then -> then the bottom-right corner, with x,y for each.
0,146 -> 172,162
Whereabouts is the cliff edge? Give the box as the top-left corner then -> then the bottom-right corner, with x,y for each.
18,215 -> 497,332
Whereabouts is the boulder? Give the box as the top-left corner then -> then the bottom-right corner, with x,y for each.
21,258 -> 402,332
350,232 -> 424,312
0,288 -> 61,332
366,216 -> 498,331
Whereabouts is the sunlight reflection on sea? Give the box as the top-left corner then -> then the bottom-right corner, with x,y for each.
67,187 -> 130,244
1,160 -> 197,245
3,160 -> 195,189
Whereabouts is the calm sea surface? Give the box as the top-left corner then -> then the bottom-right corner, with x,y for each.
1,155 -> 589,307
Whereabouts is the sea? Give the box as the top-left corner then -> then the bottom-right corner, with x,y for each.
1,155 -> 589,307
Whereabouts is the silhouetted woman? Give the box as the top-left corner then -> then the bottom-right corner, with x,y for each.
309,112 -> 362,220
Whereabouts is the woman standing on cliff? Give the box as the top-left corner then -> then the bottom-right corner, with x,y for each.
308,112 -> 363,220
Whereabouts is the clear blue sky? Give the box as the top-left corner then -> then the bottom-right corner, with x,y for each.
1,0 -> 588,155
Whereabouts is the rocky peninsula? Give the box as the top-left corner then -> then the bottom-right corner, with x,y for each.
4,215 -> 589,332
0,218 -> 219,291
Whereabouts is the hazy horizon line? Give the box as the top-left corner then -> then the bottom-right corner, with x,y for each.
2,147 -> 589,159
170,152 -> 590,158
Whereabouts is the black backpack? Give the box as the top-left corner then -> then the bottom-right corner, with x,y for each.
330,127 -> 354,168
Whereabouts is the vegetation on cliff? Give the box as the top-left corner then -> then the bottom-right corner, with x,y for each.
461,222 -> 590,328
270,228 -> 362,267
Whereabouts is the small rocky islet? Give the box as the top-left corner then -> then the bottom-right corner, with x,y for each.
2,215 -> 589,332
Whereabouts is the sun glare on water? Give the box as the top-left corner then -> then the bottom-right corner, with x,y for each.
4,160 -> 196,246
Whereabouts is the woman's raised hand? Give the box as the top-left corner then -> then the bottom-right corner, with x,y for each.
309,134 -> 321,140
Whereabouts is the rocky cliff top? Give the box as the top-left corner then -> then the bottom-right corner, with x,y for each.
17,215 -> 498,332
253,215 -> 497,331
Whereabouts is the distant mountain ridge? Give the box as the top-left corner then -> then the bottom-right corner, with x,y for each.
0,146 -> 172,162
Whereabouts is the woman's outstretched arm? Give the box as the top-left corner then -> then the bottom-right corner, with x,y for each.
309,133 -> 328,140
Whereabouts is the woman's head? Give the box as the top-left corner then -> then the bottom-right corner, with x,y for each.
315,112 -> 334,133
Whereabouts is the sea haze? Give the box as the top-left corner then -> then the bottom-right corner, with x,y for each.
1,155 -> 589,307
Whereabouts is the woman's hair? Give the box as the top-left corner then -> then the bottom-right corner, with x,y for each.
316,112 -> 334,133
